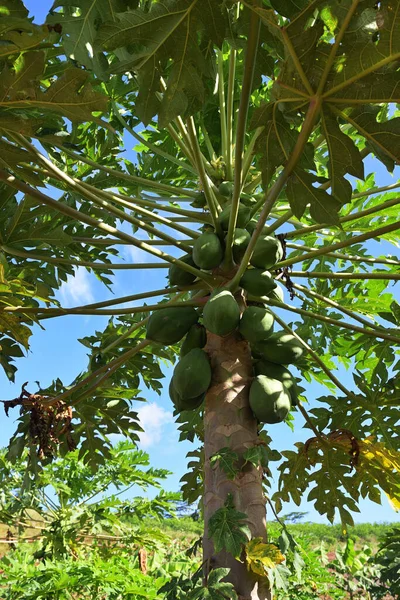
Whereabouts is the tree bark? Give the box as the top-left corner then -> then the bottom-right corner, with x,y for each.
203,330 -> 272,600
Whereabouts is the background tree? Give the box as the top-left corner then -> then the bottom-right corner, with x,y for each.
0,1 -> 399,599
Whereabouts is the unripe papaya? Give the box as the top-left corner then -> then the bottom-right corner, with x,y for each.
249,375 -> 291,424
240,193 -> 257,207
203,289 -> 240,337
232,228 -> 251,263
254,360 -> 298,405
240,269 -> 277,296
239,306 -> 274,343
250,235 -> 284,269
267,283 -> 285,303
169,377 -> 205,411
173,348 -> 212,399
218,204 -> 251,230
193,231 -> 223,270
146,306 -> 198,345
190,191 -> 207,208
252,332 -> 303,365
218,181 -> 234,197
168,254 -> 197,288
246,218 -> 258,234
181,323 -> 207,357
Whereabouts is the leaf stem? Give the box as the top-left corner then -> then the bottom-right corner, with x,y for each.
217,49 -> 228,168
285,196 -> 400,239
291,284 -> 383,330
230,97 -> 322,289
224,7 -> 261,267
268,309 -> 354,397
50,142 -> 198,198
286,242 -> 400,267
0,170 -> 213,284
112,102 -> 197,175
278,220 -> 400,268
266,298 -> 400,344
186,118 -> 221,233
288,271 -> 400,281
226,44 -> 237,181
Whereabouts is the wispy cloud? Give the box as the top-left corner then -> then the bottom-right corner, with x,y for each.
59,267 -> 94,306
137,402 -> 174,449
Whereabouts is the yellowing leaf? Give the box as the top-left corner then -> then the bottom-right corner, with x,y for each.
245,537 -> 285,577
359,437 -> 400,473
386,494 -> 400,512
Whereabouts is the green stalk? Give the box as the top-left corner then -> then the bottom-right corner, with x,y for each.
165,122 -> 197,167
268,309 -> 354,398
230,96 -> 322,289
242,127 -> 263,186
49,142 -> 198,198
43,340 -> 150,407
111,102 -> 197,175
277,220 -> 400,269
286,242 -> 400,266
0,170 -> 213,284
225,44 -> 237,181
225,7 -> 261,267
262,210 -> 294,235
78,180 -> 206,235
4,299 -> 202,318
288,271 -> 400,281
266,298 -> 400,344
16,136 -> 196,251
199,116 -> 217,162
73,237 -> 193,246
38,288 -> 178,321
352,181 -> 400,199
0,246 -> 174,271
285,196 -> 400,239
292,283 -> 385,331
243,172 -> 261,194
186,118 -> 221,233
217,49 -> 228,167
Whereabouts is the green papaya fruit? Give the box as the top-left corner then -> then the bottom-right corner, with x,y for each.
146,306 -> 198,345
192,231 -> 223,270
254,360 -> 298,405
168,254 -> 197,288
240,193 -> 257,206
173,348 -> 212,399
267,283 -> 285,303
250,236 -> 284,269
190,191 -> 207,208
239,306 -> 274,343
252,332 -> 304,365
249,375 -> 291,424
232,228 -> 251,263
169,377 -> 205,411
203,289 -> 240,337
240,269 -> 277,296
181,323 -> 207,357
218,181 -> 234,197
246,218 -> 258,234
218,204 -> 251,230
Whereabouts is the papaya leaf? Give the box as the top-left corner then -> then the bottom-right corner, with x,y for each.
245,537 -> 285,577
208,494 -> 251,559
191,568 -> 238,600
210,447 -> 239,480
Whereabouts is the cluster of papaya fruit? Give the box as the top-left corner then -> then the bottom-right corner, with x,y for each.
146,181 -> 304,425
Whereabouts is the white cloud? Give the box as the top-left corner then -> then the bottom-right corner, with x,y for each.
59,267 -> 94,306
137,402 -> 174,449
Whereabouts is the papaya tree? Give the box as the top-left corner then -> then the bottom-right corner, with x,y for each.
0,1 -> 400,598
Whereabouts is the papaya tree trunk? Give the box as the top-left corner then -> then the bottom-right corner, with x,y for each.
203,330 -> 272,600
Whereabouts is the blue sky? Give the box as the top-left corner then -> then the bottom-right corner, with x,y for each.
1,0 -> 399,525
